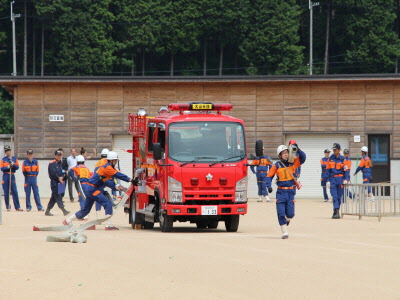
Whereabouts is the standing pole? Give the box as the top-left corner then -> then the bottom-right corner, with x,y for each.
11,1 -> 17,76
9,136 -> 13,199
23,1 -> 27,76
11,1 -> 20,76
41,21 -> 44,76
309,0 -> 313,75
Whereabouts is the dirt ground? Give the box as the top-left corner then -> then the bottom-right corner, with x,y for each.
0,198 -> 399,300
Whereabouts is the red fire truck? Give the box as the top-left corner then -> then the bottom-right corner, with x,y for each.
126,102 -> 248,232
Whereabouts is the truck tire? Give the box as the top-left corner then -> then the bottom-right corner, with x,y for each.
129,193 -> 144,229
208,221 -> 219,229
225,215 -> 240,232
159,209 -> 173,232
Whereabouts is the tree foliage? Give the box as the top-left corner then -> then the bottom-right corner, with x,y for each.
0,0 -> 399,76
240,0 -> 304,75
0,87 -> 14,134
34,0 -> 116,75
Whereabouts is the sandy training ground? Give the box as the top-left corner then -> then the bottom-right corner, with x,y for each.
0,198 -> 399,300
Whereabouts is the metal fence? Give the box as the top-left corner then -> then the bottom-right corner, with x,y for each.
342,183 -> 400,221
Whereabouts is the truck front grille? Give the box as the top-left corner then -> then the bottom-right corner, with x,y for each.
182,190 -> 235,203
183,200 -> 234,205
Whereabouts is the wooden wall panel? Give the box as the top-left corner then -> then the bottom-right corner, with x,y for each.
12,80 -> 400,159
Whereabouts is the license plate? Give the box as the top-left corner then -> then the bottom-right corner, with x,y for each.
201,206 -> 218,215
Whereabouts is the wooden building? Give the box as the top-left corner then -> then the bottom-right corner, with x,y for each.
1,75 -> 399,198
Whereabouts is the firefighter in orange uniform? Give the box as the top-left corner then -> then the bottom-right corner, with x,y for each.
326,143 -> 347,219
22,149 -> 43,211
1,145 -> 22,211
63,151 -> 138,230
250,148 -> 273,202
320,149 -> 330,202
69,155 -> 91,210
94,148 -> 117,212
354,146 -> 374,201
266,144 -> 306,239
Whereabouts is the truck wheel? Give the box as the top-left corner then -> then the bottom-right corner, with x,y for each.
130,193 -> 144,229
208,221 -> 219,229
225,215 -> 240,232
159,210 -> 173,232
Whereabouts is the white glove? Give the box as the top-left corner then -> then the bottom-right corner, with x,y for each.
343,180 -> 348,184
343,165 -> 348,171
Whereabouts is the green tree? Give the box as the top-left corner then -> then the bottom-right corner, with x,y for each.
34,0 -> 116,75
158,0 -> 201,75
332,0 -> 400,73
0,0 -> 11,75
113,0 -> 165,75
198,0 -> 247,75
240,0 -> 304,75
0,87 -> 14,134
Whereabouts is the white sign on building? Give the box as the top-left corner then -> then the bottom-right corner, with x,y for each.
49,115 -> 64,122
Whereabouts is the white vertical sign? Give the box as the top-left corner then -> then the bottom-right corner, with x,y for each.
49,115 -> 64,122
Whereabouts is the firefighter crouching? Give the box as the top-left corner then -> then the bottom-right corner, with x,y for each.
69,155 -> 91,211
63,151 -> 139,230
266,143 -> 306,239
250,148 -> 273,202
94,148 -> 118,212
326,143 -> 347,219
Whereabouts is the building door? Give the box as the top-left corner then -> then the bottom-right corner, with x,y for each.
368,134 -> 390,186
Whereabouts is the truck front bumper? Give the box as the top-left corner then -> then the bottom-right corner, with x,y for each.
166,203 -> 247,215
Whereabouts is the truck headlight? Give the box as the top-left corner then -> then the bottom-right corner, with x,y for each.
168,176 -> 182,203
235,177 -> 247,203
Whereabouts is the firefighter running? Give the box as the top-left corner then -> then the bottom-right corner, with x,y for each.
266,143 -> 306,239
63,151 -> 139,230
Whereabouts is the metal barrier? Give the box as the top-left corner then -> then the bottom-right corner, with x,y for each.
342,183 -> 400,221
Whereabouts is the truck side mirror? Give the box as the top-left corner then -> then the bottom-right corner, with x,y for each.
255,140 -> 263,157
153,143 -> 162,160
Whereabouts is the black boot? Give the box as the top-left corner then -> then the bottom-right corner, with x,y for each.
45,209 -> 54,216
61,207 -> 70,216
332,209 -> 340,219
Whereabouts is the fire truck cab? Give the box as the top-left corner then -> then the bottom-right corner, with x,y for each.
127,102 -> 248,232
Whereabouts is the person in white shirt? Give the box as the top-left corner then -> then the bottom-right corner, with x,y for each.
67,148 -> 78,203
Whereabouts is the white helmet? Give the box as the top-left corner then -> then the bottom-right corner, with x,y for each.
101,149 -> 109,156
277,145 -> 288,156
76,155 -> 85,163
361,146 -> 368,153
106,151 -> 118,160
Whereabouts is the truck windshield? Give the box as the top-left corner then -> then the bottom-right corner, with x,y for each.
168,121 -> 246,162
